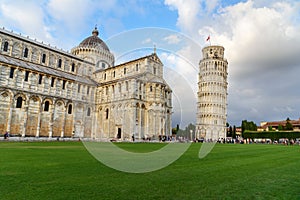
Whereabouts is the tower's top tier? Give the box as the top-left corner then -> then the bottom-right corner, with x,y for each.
202,45 -> 225,60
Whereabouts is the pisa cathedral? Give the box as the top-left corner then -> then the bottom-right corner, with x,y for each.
0,27 -> 172,140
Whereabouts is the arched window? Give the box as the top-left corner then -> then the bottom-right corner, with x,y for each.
105,108 -> 109,119
58,59 -> 62,68
44,101 -> 50,112
104,73 -> 106,80
87,107 -> 91,116
124,68 -> 126,74
23,48 -> 28,58
71,63 -> 75,72
42,53 -> 46,63
68,104 -> 72,114
3,41 -> 8,52
136,64 -> 139,71
16,96 -> 23,108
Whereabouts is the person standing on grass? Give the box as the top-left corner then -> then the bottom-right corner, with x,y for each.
4,131 -> 8,139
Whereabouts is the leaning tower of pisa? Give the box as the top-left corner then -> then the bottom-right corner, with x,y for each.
196,45 -> 228,141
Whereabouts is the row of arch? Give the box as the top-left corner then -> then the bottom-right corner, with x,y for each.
196,126 -> 226,140
198,85 -> 227,92
199,103 -> 226,108
199,107 -> 226,116
199,71 -> 227,79
72,46 -> 114,62
200,61 -> 227,72
98,80 -> 171,105
5,66 -> 95,103
0,89 -> 94,137
96,101 -> 171,139
98,102 -> 170,113
0,90 -> 94,116
98,62 -> 139,81
199,81 -> 227,86
198,114 -> 226,119
0,37 -> 90,76
198,92 -> 227,98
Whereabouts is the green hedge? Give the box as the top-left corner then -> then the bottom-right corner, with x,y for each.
244,131 -> 300,140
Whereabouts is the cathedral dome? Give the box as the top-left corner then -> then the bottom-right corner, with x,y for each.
78,27 -> 110,51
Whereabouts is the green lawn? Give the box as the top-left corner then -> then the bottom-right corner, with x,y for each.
0,142 -> 299,199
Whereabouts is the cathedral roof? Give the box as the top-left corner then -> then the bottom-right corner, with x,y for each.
78,27 -> 110,52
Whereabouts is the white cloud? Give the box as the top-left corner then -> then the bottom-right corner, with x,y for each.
165,0 -> 300,125
164,0 -> 201,32
163,34 -> 181,44
205,0 -> 220,13
47,0 -> 94,30
142,38 -> 152,44
0,1 -> 54,43
216,1 -> 300,77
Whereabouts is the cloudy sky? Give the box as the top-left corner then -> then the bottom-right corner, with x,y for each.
1,0 -> 300,128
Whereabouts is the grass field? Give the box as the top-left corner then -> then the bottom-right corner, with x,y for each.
0,142 -> 299,200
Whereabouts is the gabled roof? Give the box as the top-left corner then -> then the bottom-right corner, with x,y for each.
114,53 -> 162,68
93,53 -> 162,73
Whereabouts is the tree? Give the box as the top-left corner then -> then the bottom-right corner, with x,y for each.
285,118 -> 293,130
241,120 -> 247,134
227,126 -> 233,137
233,126 -> 237,138
242,120 -> 257,132
241,120 -> 257,137
172,124 -> 180,135
172,128 -> 177,135
278,124 -> 283,131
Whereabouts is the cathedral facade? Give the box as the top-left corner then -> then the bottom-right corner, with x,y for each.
0,27 -> 172,140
